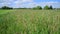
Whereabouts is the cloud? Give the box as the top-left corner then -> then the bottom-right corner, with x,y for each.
14,0 -> 33,3
12,0 -> 33,8
0,0 -> 34,8
30,1 -> 60,8
38,2 -> 60,8
0,0 -> 60,8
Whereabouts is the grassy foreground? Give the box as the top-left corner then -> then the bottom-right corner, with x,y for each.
0,9 -> 60,34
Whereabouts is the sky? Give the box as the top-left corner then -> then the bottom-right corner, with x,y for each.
0,0 -> 60,8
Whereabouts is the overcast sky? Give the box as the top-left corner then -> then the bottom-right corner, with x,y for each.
0,0 -> 60,8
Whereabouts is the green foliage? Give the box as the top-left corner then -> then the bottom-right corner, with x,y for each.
33,6 -> 42,10
1,6 -> 13,9
44,5 -> 53,10
44,5 -> 50,9
49,5 -> 53,9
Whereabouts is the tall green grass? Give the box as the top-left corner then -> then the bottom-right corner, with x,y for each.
0,9 -> 60,34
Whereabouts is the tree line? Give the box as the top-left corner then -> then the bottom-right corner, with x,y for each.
33,5 -> 53,10
0,5 -> 53,10
0,6 -> 13,9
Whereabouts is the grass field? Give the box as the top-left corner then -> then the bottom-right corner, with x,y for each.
0,9 -> 60,34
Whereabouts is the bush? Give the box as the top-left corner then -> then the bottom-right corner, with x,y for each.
44,5 -> 50,9
33,6 -> 42,10
44,5 -> 53,10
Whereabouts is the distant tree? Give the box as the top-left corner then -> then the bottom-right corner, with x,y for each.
1,6 -> 13,9
44,5 -> 50,9
33,6 -> 42,10
36,6 -> 42,9
49,5 -> 53,9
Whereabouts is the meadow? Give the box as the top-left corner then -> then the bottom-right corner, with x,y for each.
0,9 -> 60,34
